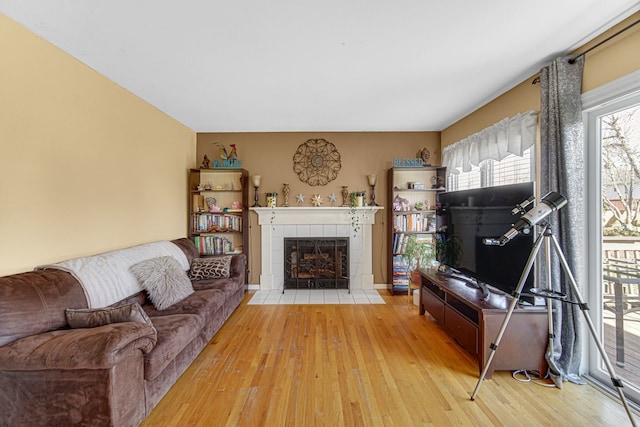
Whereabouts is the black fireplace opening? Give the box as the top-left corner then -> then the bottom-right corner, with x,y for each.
284,237 -> 349,292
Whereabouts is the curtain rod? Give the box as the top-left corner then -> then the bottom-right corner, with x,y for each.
532,17 -> 640,84
568,17 -> 640,64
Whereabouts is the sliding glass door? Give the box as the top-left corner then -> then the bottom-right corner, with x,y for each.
586,88 -> 640,403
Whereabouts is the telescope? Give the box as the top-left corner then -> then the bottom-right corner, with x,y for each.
482,192 -> 567,247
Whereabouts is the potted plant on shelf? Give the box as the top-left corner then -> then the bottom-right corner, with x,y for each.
435,234 -> 462,268
401,234 -> 436,285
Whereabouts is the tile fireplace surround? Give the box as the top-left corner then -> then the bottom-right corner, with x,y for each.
250,207 -> 383,291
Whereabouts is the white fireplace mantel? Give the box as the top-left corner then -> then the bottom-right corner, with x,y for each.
250,207 -> 383,290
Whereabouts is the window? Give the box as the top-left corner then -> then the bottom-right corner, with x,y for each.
447,148 -> 534,191
442,110 -> 537,191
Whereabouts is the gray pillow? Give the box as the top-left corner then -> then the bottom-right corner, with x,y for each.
131,256 -> 194,310
188,256 -> 232,280
65,303 -> 154,330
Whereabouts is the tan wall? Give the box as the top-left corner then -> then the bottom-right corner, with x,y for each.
442,11 -> 640,150
197,132 -> 441,284
581,13 -> 640,93
0,14 -> 196,275
441,80 -> 540,149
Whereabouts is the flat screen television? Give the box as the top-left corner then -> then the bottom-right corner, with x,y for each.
436,182 -> 538,304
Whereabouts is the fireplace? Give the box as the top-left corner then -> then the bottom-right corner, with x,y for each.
284,237 -> 349,291
250,207 -> 383,290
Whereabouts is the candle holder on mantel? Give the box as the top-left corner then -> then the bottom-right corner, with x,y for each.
341,186 -> 349,207
251,175 -> 261,207
367,174 -> 378,206
282,183 -> 290,207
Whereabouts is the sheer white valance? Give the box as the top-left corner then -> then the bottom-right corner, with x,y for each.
443,110 -> 538,174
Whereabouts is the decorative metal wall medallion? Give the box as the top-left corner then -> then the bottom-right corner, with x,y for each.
293,138 -> 341,186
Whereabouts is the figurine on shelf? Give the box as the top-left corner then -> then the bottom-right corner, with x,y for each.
231,201 -> 242,210
393,195 -> 410,211
206,197 -> 221,212
201,154 -> 210,169
217,143 -> 237,161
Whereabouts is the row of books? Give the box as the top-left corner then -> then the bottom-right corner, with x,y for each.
393,213 -> 435,232
393,233 -> 434,256
192,213 -> 242,232
392,255 -> 410,286
392,233 -> 410,255
193,236 -> 237,256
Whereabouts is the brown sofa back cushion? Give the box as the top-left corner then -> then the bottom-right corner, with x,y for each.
0,270 -> 87,347
170,238 -> 199,265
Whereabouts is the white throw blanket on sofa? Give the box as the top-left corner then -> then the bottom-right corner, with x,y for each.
36,241 -> 190,308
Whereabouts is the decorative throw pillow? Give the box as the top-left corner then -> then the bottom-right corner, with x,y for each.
188,256 -> 232,280
130,256 -> 194,310
65,303 -> 155,331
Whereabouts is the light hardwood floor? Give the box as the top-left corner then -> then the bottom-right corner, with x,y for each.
141,291 -> 636,426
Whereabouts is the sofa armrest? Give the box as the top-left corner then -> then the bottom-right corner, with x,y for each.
229,253 -> 247,278
0,322 -> 157,371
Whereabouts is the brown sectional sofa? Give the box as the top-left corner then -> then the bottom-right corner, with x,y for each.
0,238 -> 246,427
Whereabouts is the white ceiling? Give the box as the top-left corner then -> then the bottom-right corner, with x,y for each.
2,1 -> 640,132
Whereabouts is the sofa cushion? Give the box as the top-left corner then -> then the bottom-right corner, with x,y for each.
66,303 -> 155,332
192,276 -> 243,299
142,288 -> 224,319
111,290 -> 148,308
171,237 -> 200,265
188,256 -> 231,280
143,288 -> 226,347
143,314 -> 201,380
131,256 -> 194,310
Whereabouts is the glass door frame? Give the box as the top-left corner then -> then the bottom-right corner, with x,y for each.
584,70 -> 640,403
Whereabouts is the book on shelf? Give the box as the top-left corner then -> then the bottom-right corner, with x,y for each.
192,195 -> 205,212
192,213 -> 242,233
192,236 -> 236,255
394,212 -> 435,232
392,255 -> 410,286
393,234 -> 410,255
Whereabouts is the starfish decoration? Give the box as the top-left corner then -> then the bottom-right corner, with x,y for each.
296,193 -> 305,205
328,193 -> 337,206
311,194 -> 323,207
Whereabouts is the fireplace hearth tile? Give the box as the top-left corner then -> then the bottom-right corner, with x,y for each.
294,293 -> 310,304
247,289 -> 386,305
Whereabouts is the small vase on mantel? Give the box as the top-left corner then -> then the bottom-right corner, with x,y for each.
341,186 -> 349,207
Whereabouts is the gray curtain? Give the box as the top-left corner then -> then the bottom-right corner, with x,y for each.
539,55 -> 585,385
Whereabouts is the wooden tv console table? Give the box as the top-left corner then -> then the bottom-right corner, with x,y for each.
419,269 -> 548,379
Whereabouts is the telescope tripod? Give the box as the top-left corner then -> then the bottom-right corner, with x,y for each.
470,223 -> 636,426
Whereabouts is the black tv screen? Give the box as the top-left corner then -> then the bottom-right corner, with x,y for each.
436,182 -> 537,304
